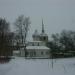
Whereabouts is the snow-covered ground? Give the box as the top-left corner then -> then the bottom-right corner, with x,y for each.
0,57 -> 75,75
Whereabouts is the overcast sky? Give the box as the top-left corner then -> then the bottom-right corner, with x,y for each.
0,0 -> 75,40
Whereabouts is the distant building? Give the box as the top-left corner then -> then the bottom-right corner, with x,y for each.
13,20 -> 50,58
25,20 -> 50,58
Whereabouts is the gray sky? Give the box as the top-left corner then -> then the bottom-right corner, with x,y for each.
0,0 -> 75,40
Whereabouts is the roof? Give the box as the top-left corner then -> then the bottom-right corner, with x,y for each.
28,41 -> 44,43
13,51 -> 20,54
26,46 -> 50,50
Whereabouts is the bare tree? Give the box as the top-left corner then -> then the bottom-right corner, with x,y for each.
14,15 -> 31,57
14,15 -> 24,44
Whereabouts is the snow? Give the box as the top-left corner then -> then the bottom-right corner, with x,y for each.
0,57 -> 75,75
13,51 -> 20,54
26,46 -> 50,50
28,41 -> 44,43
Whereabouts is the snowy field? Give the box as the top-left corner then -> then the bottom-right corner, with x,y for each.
0,57 -> 75,75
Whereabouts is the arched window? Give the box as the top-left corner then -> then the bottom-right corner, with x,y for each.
41,51 -> 43,55
38,43 -> 39,46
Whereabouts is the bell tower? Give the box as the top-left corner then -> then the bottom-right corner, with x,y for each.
39,19 -> 48,42
42,19 -> 45,33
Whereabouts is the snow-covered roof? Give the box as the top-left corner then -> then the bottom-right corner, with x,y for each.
13,51 -> 20,54
28,41 -> 44,43
26,46 -> 50,50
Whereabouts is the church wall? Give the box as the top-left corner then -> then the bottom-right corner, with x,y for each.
20,48 -> 25,57
28,41 -> 46,46
26,49 -> 50,58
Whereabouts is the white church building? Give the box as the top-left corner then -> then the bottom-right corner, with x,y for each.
13,20 -> 50,58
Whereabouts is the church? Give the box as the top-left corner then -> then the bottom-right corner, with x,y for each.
13,20 -> 50,58
24,20 -> 50,58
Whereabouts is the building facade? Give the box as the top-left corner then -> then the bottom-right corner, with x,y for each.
25,20 -> 50,58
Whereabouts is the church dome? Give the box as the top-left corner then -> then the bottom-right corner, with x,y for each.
32,29 -> 40,41
32,29 -> 39,37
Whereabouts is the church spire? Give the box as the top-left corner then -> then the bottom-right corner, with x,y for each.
42,19 -> 45,33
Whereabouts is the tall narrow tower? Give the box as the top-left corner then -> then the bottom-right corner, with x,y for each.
42,19 -> 45,33
39,19 -> 48,42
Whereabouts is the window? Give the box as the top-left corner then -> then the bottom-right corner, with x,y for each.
38,43 -> 39,46
30,52 -> 33,57
32,43 -> 34,46
30,51 -> 36,57
41,51 -> 43,55
34,51 -> 36,56
44,37 -> 46,40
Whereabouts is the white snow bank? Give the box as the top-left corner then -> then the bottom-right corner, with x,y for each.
0,57 -> 75,75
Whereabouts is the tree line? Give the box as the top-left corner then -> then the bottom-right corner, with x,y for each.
0,18 -> 13,57
47,30 -> 75,58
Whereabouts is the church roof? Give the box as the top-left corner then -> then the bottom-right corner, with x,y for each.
26,46 -> 50,50
13,51 -> 20,54
28,40 -> 44,43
